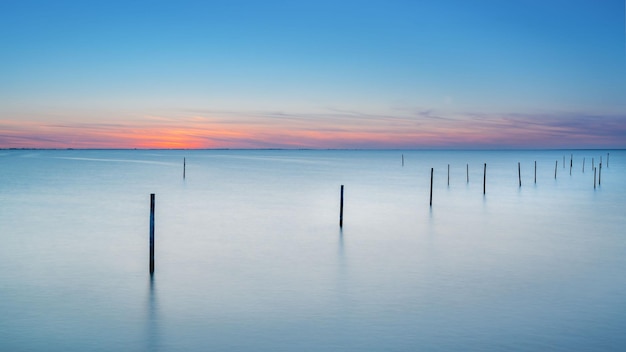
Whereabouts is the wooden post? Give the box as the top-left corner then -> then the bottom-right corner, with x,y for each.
563,156 -> 565,168
599,163 -> 602,185
430,168 -> 434,206
594,167 -> 597,189
592,158 -> 594,170
466,163 -> 469,183
183,158 -> 186,179
518,162 -> 521,187
534,161 -> 536,184
570,154 -> 572,175
402,154 -> 404,167
339,185 -> 344,227
582,157 -> 585,173
607,153 -> 609,168
554,160 -> 557,179
447,164 -> 450,186
149,193 -> 155,275
483,163 -> 486,195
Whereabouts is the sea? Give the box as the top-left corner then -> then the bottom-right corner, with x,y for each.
1,149 -> 624,351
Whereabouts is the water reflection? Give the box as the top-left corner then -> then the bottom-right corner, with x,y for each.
147,275 -> 159,352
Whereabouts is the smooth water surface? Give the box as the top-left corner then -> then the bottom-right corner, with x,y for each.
1,150 -> 624,351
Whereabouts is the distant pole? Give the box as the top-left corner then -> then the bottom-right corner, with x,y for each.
599,163 -> 602,185
607,153 -> 609,168
447,164 -> 450,186
570,154 -> 572,175
149,194 -> 155,275
466,163 -> 469,183
534,161 -> 536,184
594,167 -> 597,189
582,157 -> 585,173
483,163 -> 486,195
339,185 -> 344,227
518,162 -> 521,187
430,168 -> 434,206
563,156 -> 565,168
183,158 -> 186,179
554,160 -> 557,179
402,154 -> 404,167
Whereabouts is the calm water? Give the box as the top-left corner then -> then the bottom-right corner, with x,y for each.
1,149 -> 624,351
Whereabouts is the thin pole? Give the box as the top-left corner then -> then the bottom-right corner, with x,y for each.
518,162 -> 521,187
534,161 -> 536,184
483,163 -> 486,195
447,164 -> 450,186
607,153 -> 609,168
592,158 -> 594,170
582,157 -> 585,173
149,193 -> 155,275
402,154 -> 404,167
570,154 -> 572,175
466,163 -> 469,183
430,168 -> 434,206
339,185 -> 344,227
594,167 -> 597,189
563,156 -> 565,168
599,162 -> 602,185
554,160 -> 557,179
183,157 -> 186,179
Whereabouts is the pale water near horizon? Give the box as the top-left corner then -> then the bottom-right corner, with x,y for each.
1,149 -> 624,351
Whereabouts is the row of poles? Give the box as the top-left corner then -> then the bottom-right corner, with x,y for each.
149,152 -> 611,274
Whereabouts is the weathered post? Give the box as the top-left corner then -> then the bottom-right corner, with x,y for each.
483,163 -> 486,195
599,162 -> 602,185
607,153 -> 609,168
534,161 -> 536,184
518,162 -> 521,187
447,164 -> 450,186
466,163 -> 469,183
563,156 -> 565,168
402,154 -> 404,167
183,157 -> 186,179
570,154 -> 572,175
339,185 -> 344,227
430,168 -> 434,206
582,157 -> 585,173
594,167 -> 597,189
150,193 -> 155,275
554,160 -> 557,179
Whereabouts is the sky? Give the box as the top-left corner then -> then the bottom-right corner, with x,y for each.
1,0 -> 625,149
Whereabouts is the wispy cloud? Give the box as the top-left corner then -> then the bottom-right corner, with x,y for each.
1,108 -> 624,149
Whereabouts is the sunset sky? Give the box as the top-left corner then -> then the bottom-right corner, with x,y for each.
1,0 -> 625,149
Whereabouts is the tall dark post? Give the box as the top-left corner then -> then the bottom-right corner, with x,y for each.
402,154 -> 404,167
570,154 -> 572,175
599,163 -> 602,185
563,156 -> 565,168
149,193 -> 155,275
339,185 -> 344,227
554,160 -> 557,179
518,162 -> 521,187
430,168 -> 434,206
534,161 -> 536,184
592,158 -> 594,170
582,157 -> 585,173
607,153 -> 609,168
447,164 -> 450,186
594,167 -> 597,189
183,158 -> 186,179
466,163 -> 469,183
483,163 -> 486,195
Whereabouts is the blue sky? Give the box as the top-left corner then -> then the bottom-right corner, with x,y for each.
1,0 -> 624,148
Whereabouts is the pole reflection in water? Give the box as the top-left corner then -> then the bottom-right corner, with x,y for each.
147,275 -> 160,352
